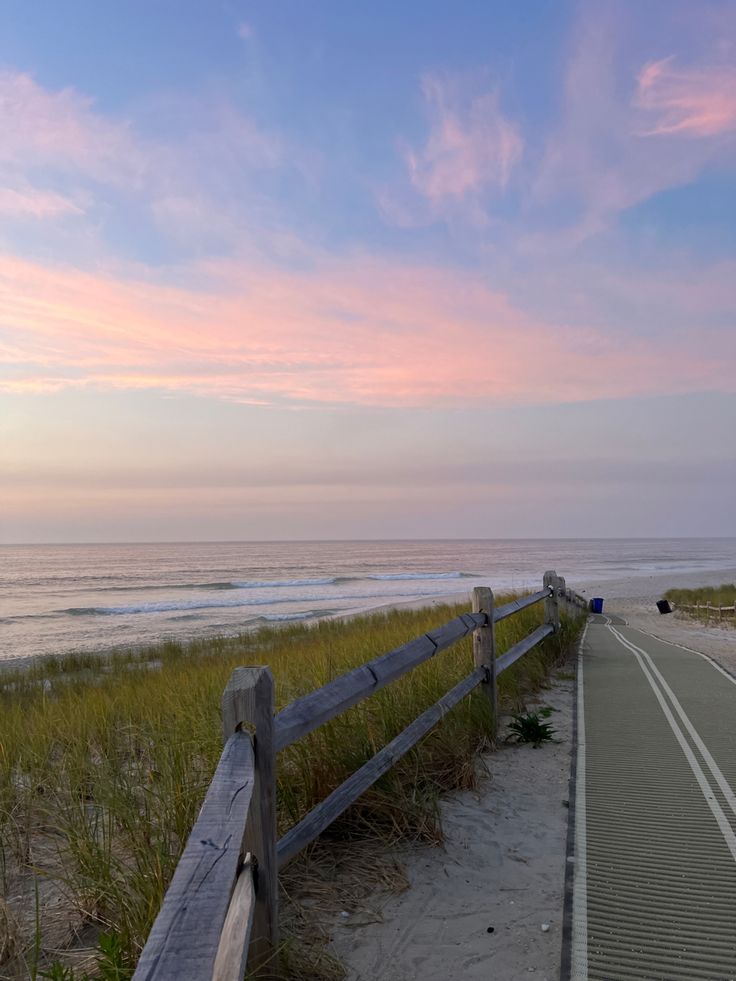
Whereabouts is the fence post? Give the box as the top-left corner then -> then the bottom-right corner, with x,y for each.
544,571 -> 559,632
222,667 -> 278,975
558,575 -> 567,618
472,587 -> 497,735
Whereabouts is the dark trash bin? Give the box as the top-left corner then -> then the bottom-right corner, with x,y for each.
657,599 -> 672,615
591,597 -> 604,614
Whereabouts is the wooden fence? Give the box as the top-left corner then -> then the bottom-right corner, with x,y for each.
677,601 -> 736,621
132,571 -> 587,980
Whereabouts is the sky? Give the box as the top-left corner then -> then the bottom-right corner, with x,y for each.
1,0 -> 735,542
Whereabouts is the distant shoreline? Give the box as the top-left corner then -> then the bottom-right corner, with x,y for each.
4,564 -> 736,675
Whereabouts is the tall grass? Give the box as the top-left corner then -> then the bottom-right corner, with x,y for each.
0,599 -> 581,979
666,584 -> 736,625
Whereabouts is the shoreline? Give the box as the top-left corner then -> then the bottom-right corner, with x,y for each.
4,564 -> 735,676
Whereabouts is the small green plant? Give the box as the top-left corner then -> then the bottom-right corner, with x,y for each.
40,934 -> 131,981
41,965 -> 82,981
507,711 -> 555,748
96,933 -> 132,981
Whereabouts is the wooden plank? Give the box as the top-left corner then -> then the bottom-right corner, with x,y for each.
274,614 -> 480,753
276,667 -> 486,868
132,732 -> 255,981
212,855 -> 256,981
496,624 -> 554,675
472,587 -> 497,733
221,667 -> 278,974
494,588 -> 550,622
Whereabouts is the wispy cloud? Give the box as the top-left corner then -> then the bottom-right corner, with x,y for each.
406,74 -> 522,202
0,70 -> 285,259
0,185 -> 82,218
530,9 -> 736,244
2,252 -> 733,407
636,56 -> 736,137
381,73 -> 522,226
0,71 -> 144,184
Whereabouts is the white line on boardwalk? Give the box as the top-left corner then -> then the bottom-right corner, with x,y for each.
631,623 -> 736,687
609,624 -> 736,822
606,624 -> 736,864
571,620 -> 589,981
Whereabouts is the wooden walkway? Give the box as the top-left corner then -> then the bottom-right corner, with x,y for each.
571,614 -> 736,980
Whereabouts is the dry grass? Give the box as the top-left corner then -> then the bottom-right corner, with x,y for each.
666,584 -> 736,626
0,598 -> 582,979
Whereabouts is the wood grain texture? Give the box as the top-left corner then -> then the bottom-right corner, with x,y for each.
276,667 -> 486,868
274,613 -> 483,753
132,732 -> 255,981
472,587 -> 497,733
494,588 -> 550,622
495,624 -> 554,675
222,667 -> 278,974
557,576 -> 567,618
212,855 -> 256,981
543,571 -> 559,631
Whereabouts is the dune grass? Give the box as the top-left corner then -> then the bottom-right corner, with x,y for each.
666,584 -> 736,625
0,598 -> 582,979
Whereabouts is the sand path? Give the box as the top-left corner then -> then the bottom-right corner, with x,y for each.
330,599 -> 735,981
329,672 -> 574,981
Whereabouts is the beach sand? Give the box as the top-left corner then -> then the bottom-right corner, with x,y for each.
328,671 -> 574,981
328,573 -> 736,981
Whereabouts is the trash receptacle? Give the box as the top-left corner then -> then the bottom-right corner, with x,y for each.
656,599 -> 672,615
591,597 -> 604,614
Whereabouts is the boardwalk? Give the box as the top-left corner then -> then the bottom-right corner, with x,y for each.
571,614 -> 736,981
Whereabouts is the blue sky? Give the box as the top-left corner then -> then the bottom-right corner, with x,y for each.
1,1 -> 735,541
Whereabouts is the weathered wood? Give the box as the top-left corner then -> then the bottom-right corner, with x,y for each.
557,576 -> 567,618
212,855 -> 256,981
222,667 -> 278,974
494,588 -> 550,622
132,732 -> 255,981
276,667 -> 486,868
543,571 -> 559,632
472,587 -> 497,733
496,624 -> 555,675
274,614 -> 481,753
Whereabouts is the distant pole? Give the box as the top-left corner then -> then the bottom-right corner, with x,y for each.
222,667 -> 278,975
544,571 -> 560,632
472,587 -> 497,735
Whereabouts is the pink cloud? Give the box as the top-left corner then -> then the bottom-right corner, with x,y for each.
408,76 -> 522,198
0,70 -> 283,245
1,253 -> 733,407
0,185 -> 82,218
393,74 -> 522,223
532,11 -> 736,244
636,56 -> 736,137
0,71 -> 144,185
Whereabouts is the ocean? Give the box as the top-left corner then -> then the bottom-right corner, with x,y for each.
2,539 -> 736,665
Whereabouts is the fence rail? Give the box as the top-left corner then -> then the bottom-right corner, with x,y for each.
677,602 -> 736,619
133,571 -> 587,980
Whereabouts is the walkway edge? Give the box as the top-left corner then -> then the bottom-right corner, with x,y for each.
561,619 -> 589,981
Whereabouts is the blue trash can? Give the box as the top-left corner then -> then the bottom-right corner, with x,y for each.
591,597 -> 604,614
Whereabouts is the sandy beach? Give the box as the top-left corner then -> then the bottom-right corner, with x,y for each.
328,670 -> 575,981
327,579 -> 736,981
